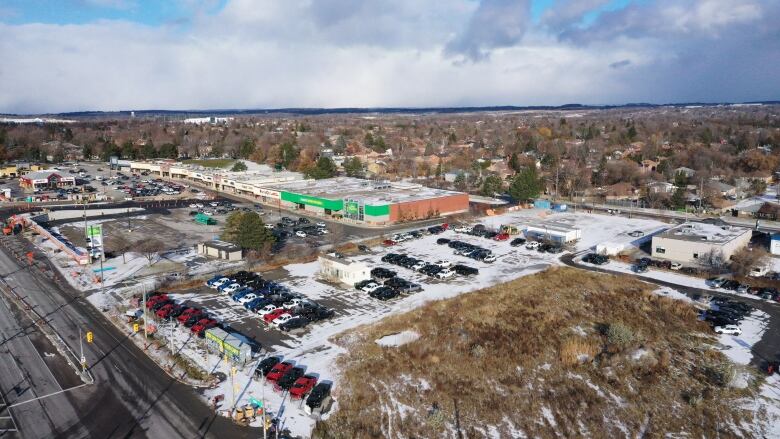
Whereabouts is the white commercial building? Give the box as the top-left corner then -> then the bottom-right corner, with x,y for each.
318,254 -> 371,286
197,240 -> 243,261
524,224 -> 582,244
651,222 -> 752,264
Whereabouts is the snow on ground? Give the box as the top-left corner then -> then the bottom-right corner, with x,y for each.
375,330 -> 420,347
716,310 -> 769,366
587,258 -> 780,305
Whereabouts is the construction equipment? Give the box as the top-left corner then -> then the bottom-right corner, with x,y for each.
500,225 -> 520,235
194,213 -> 217,225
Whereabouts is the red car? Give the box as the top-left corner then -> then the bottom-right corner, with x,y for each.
146,294 -> 168,309
263,308 -> 287,324
288,375 -> 318,399
190,318 -> 216,333
265,361 -> 294,382
493,233 -> 510,241
441,223 -> 449,230
177,308 -> 201,324
155,303 -> 177,319
382,239 -> 396,246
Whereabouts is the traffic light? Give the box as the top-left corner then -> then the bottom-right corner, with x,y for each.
86,331 -> 94,343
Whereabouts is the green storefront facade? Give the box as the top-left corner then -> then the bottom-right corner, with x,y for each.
280,191 -> 390,223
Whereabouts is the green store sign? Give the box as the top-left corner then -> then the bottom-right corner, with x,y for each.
345,201 -> 359,214
365,204 -> 390,217
281,191 -> 343,211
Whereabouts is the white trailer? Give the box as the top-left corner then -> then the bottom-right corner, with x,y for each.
525,225 -> 582,244
596,242 -> 625,256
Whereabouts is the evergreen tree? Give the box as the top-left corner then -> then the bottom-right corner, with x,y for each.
481,175 -> 503,196
343,157 -> 363,177
508,167 -> 542,201
453,173 -> 467,191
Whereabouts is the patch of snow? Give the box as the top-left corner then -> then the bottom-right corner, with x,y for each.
376,330 -> 420,347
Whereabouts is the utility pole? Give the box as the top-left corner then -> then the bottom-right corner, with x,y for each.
79,327 -> 85,373
142,286 -> 148,348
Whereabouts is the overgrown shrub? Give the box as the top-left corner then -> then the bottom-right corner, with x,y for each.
704,362 -> 736,387
606,322 -> 635,350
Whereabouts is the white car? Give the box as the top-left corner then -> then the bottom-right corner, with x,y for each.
222,283 -> 242,294
316,222 -> 326,228
196,203 -> 204,208
412,262 -> 427,271
392,234 -> 406,242
209,202 -> 219,207
318,228 -> 329,234
435,269 -> 455,279
714,324 -> 741,335
670,262 -> 683,270
270,313 -> 294,328
361,283 -> 381,293
483,255 -> 497,263
282,298 -> 305,309
525,241 -> 540,250
211,278 -> 230,289
220,282 -> 241,293
257,304 -> 278,316
264,224 -> 275,229
295,231 -> 307,238
453,226 -> 470,233
189,203 -> 198,209
434,260 -> 453,268
238,293 -> 257,305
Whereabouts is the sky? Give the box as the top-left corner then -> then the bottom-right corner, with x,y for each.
0,0 -> 778,114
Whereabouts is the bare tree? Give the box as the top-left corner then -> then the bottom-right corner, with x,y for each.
328,224 -> 346,247
730,248 -> 769,277
134,239 -> 166,266
699,249 -> 728,275
107,234 -> 132,264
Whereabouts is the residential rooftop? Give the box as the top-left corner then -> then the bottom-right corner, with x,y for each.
266,177 -> 464,205
656,222 -> 750,244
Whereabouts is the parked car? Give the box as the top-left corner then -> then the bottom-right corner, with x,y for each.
435,268 -> 455,279
628,230 -> 645,237
275,366 -> 306,391
452,264 -> 478,276
279,317 -> 310,332
493,233 -> 510,241
436,238 -> 451,245
270,313 -> 294,328
525,241 -> 540,250
714,324 -> 742,335
670,262 -> 683,270
289,375 -> 318,399
257,304 -> 278,316
382,239 -> 397,246
510,237 -> 526,247
632,264 -> 649,273
306,382 -> 332,410
263,308 -> 288,324
191,318 -> 217,333
266,362 -> 294,382
255,357 -> 282,378
238,293 -> 258,305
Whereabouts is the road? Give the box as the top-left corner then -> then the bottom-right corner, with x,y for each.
560,253 -> 780,370
0,236 -> 259,439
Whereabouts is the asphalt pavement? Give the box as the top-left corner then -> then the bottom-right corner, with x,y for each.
0,235 -> 260,439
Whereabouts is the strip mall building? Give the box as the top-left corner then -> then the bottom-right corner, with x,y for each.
128,160 -> 468,226
268,178 -> 469,225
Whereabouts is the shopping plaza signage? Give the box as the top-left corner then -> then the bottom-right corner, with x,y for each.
280,191 -> 343,211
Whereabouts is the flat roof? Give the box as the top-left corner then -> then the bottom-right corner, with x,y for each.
267,177 -> 464,205
202,240 -> 242,252
656,222 -> 750,244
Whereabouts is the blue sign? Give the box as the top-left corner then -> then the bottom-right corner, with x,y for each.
92,266 -> 116,273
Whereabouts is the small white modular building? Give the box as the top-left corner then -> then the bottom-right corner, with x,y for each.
197,240 -> 243,261
771,234 -> 780,256
525,224 -> 582,244
318,253 -> 371,286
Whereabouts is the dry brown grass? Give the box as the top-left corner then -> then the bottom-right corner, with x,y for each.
314,267 -> 763,439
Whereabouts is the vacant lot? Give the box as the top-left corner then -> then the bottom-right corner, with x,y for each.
314,268 -> 769,438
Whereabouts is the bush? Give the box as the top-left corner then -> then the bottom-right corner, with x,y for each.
704,362 -> 736,387
606,322 -> 635,350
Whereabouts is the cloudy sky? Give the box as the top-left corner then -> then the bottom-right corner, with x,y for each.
0,0 -> 778,114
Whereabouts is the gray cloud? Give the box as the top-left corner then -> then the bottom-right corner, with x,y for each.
444,0 -> 531,62
0,0 -> 778,113
609,59 -> 631,69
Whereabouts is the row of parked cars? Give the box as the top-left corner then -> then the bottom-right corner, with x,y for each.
382,252 -> 479,278
353,266 -> 423,300
582,253 -> 610,265
382,224 -> 449,246
706,277 -> 780,301
436,238 -> 496,264
207,271 -> 335,332
255,357 -> 332,413
699,296 -> 754,335
145,292 -> 241,341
